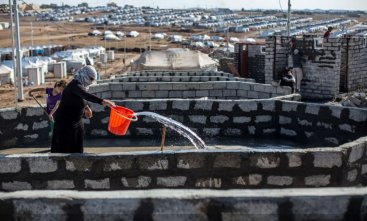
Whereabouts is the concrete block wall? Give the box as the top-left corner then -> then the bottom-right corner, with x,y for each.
301,37 -> 342,99
1,100 -> 366,148
0,107 -> 51,147
119,70 -> 235,78
343,136 -> 367,186
0,144 -> 365,191
84,100 -> 367,146
346,37 -> 367,91
89,81 -> 292,100
264,36 -> 367,99
98,75 -> 255,84
265,36 -> 291,84
248,44 -> 266,83
1,188 -> 366,219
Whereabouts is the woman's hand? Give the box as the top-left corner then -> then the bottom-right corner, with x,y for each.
84,106 -> 93,118
102,99 -> 116,108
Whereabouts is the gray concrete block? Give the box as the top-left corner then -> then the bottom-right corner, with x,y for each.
248,91 -> 259,98
210,115 -> 229,124
84,178 -> 110,189
233,174 -> 262,186
348,143 -> 365,163
110,83 -> 123,91
227,81 -> 240,89
155,91 -> 169,98
261,100 -> 276,111
195,178 -> 222,188
157,176 -> 187,187
279,116 -> 292,125
238,101 -> 258,112
169,91 -> 183,98
199,82 -> 214,90
203,128 -> 220,137
349,109 -> 367,122
26,107 -> 44,117
213,154 -> 241,168
291,196 -> 349,221
267,176 -> 293,186
32,120 -> 49,130
194,101 -> 213,111
136,128 -> 154,135
212,82 -> 227,89
172,100 -> 190,110
196,90 -> 209,97
66,159 -> 93,172
138,156 -> 169,170
120,101 -> 144,111
233,117 -> 251,124
122,83 -> 136,90
149,100 -> 167,110
182,91 -> 196,98
159,83 -> 173,90
224,128 -> 242,136
305,104 -> 320,115
128,91 -> 141,98
223,90 -> 237,97
121,176 -> 152,188
142,91 -> 156,98
28,157 -> 57,173
282,102 -> 298,112
280,128 -> 297,136
313,152 -> 343,168
0,157 -> 21,173
103,158 -> 133,171
287,153 -> 302,167
14,123 -> 29,131
255,115 -> 272,123
2,181 -> 32,191
47,180 -> 75,189
209,90 -> 223,97
251,155 -> 280,168
304,175 -> 331,187
189,115 -> 207,124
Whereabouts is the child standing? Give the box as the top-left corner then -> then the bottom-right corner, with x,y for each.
28,80 -> 67,132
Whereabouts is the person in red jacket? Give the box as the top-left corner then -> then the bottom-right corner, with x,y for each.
324,27 -> 333,38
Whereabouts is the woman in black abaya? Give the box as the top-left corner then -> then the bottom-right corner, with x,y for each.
51,65 -> 115,153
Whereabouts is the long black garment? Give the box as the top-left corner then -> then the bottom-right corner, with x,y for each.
51,79 -> 103,153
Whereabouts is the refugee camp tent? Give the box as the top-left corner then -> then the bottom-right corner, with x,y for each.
0,64 -> 14,84
132,48 -> 217,71
127,31 -> 139,37
103,34 -> 121,40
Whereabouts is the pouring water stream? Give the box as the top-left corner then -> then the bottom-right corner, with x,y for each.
134,112 -> 207,149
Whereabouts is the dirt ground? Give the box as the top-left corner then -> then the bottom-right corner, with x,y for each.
0,11 -> 366,109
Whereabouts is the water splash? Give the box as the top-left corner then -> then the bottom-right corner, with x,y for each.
134,112 -> 206,149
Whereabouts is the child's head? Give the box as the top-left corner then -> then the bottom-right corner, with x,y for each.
54,80 -> 67,94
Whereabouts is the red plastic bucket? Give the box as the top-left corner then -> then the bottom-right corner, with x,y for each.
108,106 -> 137,136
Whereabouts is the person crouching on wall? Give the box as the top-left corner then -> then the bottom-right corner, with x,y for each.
279,68 -> 296,93
51,65 -> 115,153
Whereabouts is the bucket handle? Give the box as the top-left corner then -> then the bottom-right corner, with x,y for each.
112,108 -> 138,122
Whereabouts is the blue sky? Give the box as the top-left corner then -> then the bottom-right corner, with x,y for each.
5,0 -> 367,10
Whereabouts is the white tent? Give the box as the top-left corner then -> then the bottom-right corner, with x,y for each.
0,64 -> 14,84
103,34 -> 121,41
127,31 -> 139,37
132,48 -> 217,71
